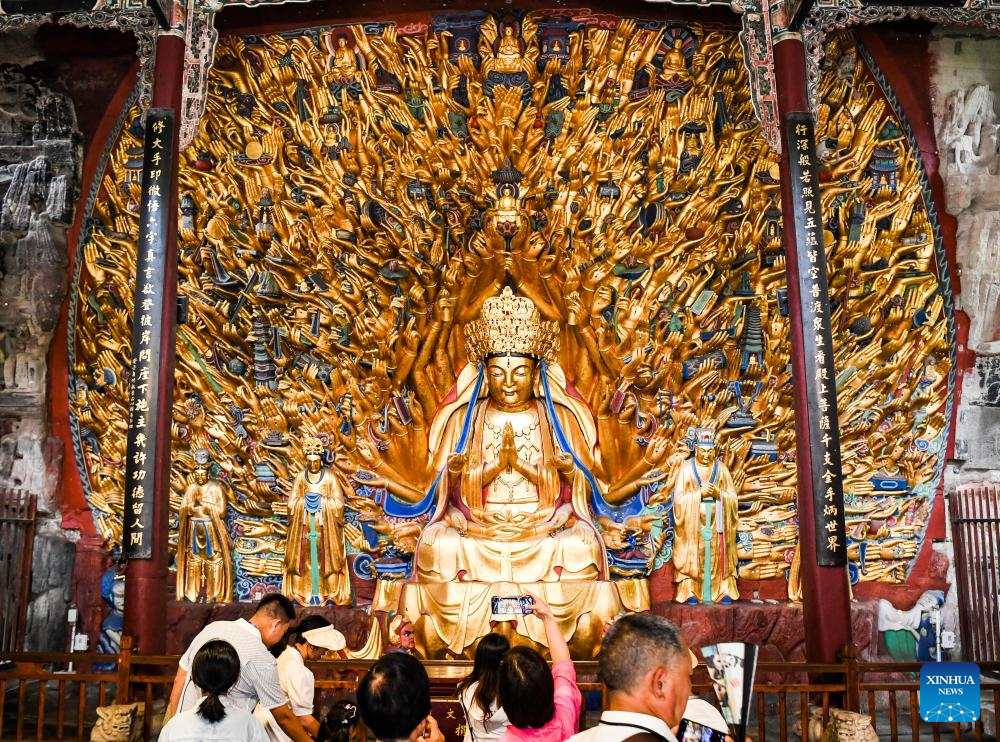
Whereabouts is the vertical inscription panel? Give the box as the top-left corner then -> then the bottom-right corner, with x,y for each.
122,109 -> 174,560
785,112 -> 847,568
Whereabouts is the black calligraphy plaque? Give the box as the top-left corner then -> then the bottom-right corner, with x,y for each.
784,112 -> 847,568
122,109 -> 174,560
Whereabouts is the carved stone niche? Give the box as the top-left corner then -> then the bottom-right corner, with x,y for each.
931,33 -> 1000,356
0,64 -> 79,500
0,63 -> 80,650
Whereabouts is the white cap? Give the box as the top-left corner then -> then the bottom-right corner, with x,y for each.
683,698 -> 730,734
302,626 -> 347,652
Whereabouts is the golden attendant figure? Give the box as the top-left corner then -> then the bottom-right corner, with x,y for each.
176,449 -> 233,603
283,437 -> 352,606
668,428 -> 739,604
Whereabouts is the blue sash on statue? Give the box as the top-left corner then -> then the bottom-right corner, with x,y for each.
191,519 -> 214,557
539,360 -> 645,520
377,363 -> 486,518
305,491 -> 323,515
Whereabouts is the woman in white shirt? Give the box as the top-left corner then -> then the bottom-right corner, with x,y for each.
257,615 -> 347,741
457,633 -> 510,742
159,640 -> 269,742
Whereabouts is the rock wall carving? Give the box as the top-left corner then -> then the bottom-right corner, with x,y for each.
931,33 -> 1000,476
0,63 -> 81,650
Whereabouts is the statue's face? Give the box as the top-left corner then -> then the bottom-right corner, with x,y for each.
194,466 -> 209,485
694,444 -> 715,466
399,621 -> 416,650
486,356 -> 535,410
111,583 -> 125,612
307,454 -> 323,473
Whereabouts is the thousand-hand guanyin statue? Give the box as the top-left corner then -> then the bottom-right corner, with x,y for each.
72,19 -> 951,657
366,288 -> 653,658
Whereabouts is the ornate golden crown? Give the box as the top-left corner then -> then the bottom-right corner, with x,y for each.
303,437 -> 325,456
464,287 -> 559,364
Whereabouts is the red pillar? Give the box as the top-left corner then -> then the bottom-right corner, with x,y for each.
123,32 -> 184,655
773,32 -> 853,663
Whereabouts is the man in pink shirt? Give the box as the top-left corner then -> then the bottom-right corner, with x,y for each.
498,593 -> 581,742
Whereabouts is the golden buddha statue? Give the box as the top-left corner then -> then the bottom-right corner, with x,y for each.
379,288 -> 648,658
656,39 -> 692,91
668,427 -> 739,604
659,38 -> 691,84
492,183 -> 522,238
176,449 -> 233,603
331,34 -> 359,82
494,25 -> 527,74
283,437 -> 352,605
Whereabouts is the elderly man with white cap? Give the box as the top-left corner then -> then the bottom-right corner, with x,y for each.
256,615 -> 347,741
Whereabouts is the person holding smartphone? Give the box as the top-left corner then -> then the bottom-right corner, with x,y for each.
498,593 -> 581,742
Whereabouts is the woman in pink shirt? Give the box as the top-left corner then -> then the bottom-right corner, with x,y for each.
498,594 -> 581,742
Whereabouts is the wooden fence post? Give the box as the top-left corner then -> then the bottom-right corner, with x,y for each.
115,634 -> 135,704
842,643 -> 860,712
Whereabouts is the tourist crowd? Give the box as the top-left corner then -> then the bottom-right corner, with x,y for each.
159,592 -> 737,742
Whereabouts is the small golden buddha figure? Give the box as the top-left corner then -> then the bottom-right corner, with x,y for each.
176,449 -> 233,603
495,25 -> 526,74
331,34 -> 359,82
492,183 -> 521,236
660,38 -> 691,83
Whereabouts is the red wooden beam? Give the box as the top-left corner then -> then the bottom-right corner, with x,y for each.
123,32 -> 184,656
773,32 -> 853,664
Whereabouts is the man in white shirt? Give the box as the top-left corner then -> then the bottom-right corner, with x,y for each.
568,613 -> 693,742
257,618 -> 347,741
166,594 -> 312,742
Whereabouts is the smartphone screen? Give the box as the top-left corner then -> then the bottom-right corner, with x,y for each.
677,719 -> 728,742
491,596 -> 529,615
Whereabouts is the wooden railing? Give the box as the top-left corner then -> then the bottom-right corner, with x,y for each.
0,490 -> 36,654
951,484 -> 1000,664
1,639 -> 997,741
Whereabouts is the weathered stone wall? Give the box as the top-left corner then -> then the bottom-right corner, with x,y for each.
931,31 -> 1000,472
0,44 -> 81,650
930,29 -> 1000,661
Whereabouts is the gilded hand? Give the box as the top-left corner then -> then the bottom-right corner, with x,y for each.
553,451 -> 574,475
447,452 -> 467,475
446,507 -> 468,532
643,433 -> 672,466
565,291 -> 584,326
571,519 -> 595,546
501,423 -> 518,467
